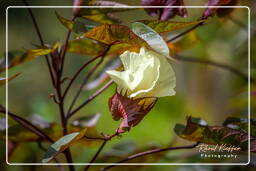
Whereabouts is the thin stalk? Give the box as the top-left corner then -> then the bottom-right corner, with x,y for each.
23,0 -> 55,87
167,22 -> 204,43
174,55 -> 253,82
66,56 -> 104,116
67,80 -> 113,119
0,107 -> 53,143
59,16 -> 76,74
84,140 -> 107,171
101,142 -> 199,171
62,55 -> 102,100
62,45 -> 112,101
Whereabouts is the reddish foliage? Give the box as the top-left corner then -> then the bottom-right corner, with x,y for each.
141,0 -> 187,20
109,92 -> 157,133
203,0 -> 238,18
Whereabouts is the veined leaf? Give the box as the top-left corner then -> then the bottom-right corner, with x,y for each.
0,47 -> 56,72
55,11 -> 74,30
55,11 -> 91,34
84,24 -> 149,48
67,38 -> 104,56
42,128 -> 87,163
139,20 -> 206,33
223,117 -> 256,137
131,22 -> 170,58
107,43 -> 140,56
81,9 -> 121,24
0,73 -> 21,86
174,116 -> 256,152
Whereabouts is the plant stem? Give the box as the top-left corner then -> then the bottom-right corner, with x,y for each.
84,140 -> 107,171
62,45 -> 112,101
23,0 -> 55,87
167,21 -> 204,43
0,106 -> 53,143
23,1 -> 75,167
174,54 -> 253,82
100,142 -> 199,171
67,80 -> 113,119
59,16 -> 76,74
66,53 -> 105,116
62,54 -> 102,100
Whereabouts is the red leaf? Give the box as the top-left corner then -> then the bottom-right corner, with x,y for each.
109,92 -> 157,133
203,0 -> 238,18
141,0 -> 187,20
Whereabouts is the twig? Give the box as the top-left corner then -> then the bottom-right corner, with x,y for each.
62,54 -> 102,100
23,0 -> 55,87
59,16 -> 76,74
67,80 -> 113,119
101,142 -> 200,171
167,22 -> 204,43
0,107 -> 53,143
84,140 -> 108,171
66,49 -> 107,116
174,54 -> 253,82
84,135 -> 107,141
62,45 -> 112,100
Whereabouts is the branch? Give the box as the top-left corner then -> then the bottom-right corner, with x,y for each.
167,21 -> 204,43
67,80 -> 113,119
59,16 -> 76,74
84,140 -> 108,171
66,52 -> 106,116
23,0 -> 55,87
174,55 -> 253,82
0,106 -> 54,143
101,142 -> 200,171
62,45 -> 112,100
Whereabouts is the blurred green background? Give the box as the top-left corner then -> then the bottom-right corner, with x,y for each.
0,0 -> 255,171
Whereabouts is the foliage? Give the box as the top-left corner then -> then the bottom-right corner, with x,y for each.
1,1 -> 253,170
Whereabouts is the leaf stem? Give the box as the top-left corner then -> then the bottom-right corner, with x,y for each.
100,142 -> 200,171
167,21 -> 204,43
0,106 -> 54,143
174,55 -> 254,82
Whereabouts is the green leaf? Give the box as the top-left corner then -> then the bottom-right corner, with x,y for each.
55,11 -> 74,30
55,11 -> 90,33
42,128 -> 87,163
223,117 -> 256,136
131,22 -> 170,58
67,38 -> 104,56
81,9 -> 121,24
139,20 -> 206,33
84,24 -> 149,48
174,116 -> 256,152
1,46 -> 57,72
0,73 -> 21,86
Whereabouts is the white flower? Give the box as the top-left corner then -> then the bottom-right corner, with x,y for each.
106,47 -> 176,99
